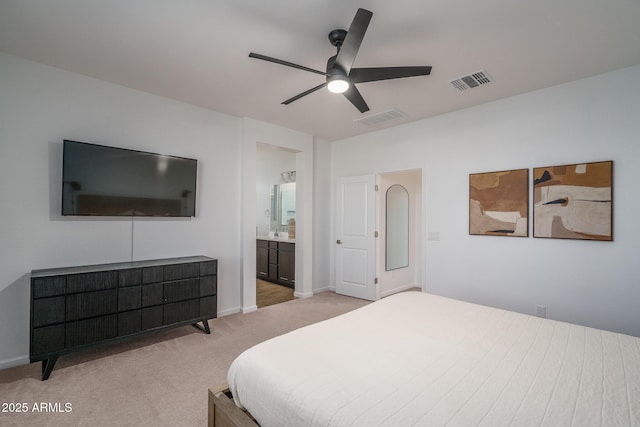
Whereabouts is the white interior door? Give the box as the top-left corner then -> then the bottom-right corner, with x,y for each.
335,175 -> 377,301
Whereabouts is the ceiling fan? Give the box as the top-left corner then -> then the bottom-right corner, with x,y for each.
249,8 -> 432,113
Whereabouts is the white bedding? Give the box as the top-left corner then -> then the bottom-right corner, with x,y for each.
228,292 -> 640,426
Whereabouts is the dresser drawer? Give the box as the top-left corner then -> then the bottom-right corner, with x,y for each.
66,271 -> 117,293
66,289 -> 117,321
164,278 -> 200,303
118,268 -> 142,287
118,310 -> 141,336
142,283 -> 164,307
31,324 -> 65,356
163,300 -> 199,325
66,315 -> 117,349
200,276 -> 217,297
141,306 -> 163,330
164,262 -> 199,281
32,296 -> 65,328
118,286 -> 141,311
200,295 -> 217,318
32,276 -> 66,298
142,266 -> 163,284
199,260 -> 217,276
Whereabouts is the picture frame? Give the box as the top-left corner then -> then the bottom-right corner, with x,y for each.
533,161 -> 612,240
469,168 -> 529,237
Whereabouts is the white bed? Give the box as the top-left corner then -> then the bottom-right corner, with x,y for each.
223,292 -> 640,426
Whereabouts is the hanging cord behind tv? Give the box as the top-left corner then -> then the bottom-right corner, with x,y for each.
130,216 -> 135,262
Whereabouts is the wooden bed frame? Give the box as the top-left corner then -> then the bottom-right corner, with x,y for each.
208,384 -> 258,427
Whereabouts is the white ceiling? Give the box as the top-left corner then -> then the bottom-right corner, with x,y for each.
1,0 -> 640,141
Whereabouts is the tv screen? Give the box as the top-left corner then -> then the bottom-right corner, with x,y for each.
62,140 -> 197,217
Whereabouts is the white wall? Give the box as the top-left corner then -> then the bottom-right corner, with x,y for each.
332,64 -> 640,337
312,138 -> 333,292
0,52 -> 243,368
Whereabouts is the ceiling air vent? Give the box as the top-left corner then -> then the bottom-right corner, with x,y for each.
450,70 -> 493,91
354,108 -> 407,126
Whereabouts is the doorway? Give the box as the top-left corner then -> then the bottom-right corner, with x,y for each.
240,119 -> 313,314
256,143 -> 297,308
335,169 -> 422,301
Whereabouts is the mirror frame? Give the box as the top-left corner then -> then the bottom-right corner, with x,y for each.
385,184 -> 409,271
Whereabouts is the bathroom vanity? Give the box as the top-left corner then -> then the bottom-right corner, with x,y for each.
256,238 -> 295,288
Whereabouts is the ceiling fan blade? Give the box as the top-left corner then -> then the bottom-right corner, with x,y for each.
249,53 -> 327,76
282,82 -> 328,105
334,8 -> 373,74
343,84 -> 370,113
350,66 -> 432,83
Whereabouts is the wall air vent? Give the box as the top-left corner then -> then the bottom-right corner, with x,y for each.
354,108 -> 407,126
450,70 -> 493,91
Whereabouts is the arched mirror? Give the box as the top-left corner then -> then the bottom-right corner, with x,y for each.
386,184 -> 409,271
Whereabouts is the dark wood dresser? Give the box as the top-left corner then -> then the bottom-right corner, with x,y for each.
30,256 -> 217,380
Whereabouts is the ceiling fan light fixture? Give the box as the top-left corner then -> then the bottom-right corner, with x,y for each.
327,76 -> 349,94
249,8 -> 431,112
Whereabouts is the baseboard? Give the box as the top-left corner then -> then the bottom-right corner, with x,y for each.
0,355 -> 29,371
312,286 -> 331,294
217,306 -> 242,317
294,290 -> 314,299
241,305 -> 258,314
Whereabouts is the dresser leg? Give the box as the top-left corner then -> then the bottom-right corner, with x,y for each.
41,355 -> 59,381
192,319 -> 211,334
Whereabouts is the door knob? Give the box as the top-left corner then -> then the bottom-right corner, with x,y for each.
336,240 -> 342,244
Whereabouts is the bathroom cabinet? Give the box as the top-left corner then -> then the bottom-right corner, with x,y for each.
256,239 -> 294,288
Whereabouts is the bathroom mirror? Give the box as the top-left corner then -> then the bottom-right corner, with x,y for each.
279,182 -> 296,225
270,182 -> 296,229
386,184 -> 409,271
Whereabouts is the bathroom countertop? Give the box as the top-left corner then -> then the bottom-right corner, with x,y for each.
256,236 -> 296,243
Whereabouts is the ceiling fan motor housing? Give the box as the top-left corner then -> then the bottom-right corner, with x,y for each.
328,29 -> 347,48
326,55 -> 346,75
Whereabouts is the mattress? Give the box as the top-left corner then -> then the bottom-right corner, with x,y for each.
227,292 -> 640,426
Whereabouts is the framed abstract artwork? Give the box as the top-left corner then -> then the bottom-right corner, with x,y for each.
533,161 -> 612,240
469,168 -> 529,237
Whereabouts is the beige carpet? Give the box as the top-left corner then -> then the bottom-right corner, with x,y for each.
0,291 -> 368,427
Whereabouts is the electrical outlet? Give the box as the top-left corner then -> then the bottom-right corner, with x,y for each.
536,305 -> 547,318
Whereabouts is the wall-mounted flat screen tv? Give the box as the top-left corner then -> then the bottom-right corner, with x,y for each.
62,140 -> 197,217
